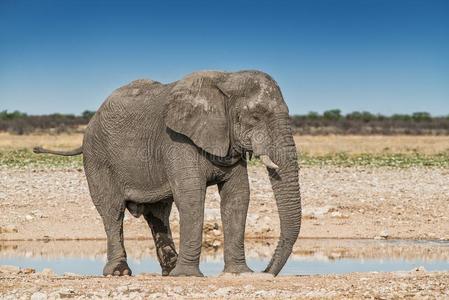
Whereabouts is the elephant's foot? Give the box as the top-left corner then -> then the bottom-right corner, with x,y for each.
169,264 -> 203,277
103,259 -> 132,276
222,263 -> 254,274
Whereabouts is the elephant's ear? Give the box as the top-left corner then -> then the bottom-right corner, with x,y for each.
165,74 -> 230,157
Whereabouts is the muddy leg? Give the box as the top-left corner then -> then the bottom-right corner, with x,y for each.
144,200 -> 178,276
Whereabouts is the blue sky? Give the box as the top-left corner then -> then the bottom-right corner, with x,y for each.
1,0 -> 448,115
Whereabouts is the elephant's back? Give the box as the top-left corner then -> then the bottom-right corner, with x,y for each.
96,79 -> 166,120
87,79 -> 169,137
83,79 -> 171,187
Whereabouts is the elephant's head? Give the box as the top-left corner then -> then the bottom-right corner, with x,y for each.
165,70 -> 301,275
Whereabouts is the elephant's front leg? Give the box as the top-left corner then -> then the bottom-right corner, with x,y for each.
144,200 -> 178,276
165,148 -> 206,276
218,162 -> 253,274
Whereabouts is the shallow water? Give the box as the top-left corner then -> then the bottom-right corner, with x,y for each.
1,239 -> 449,276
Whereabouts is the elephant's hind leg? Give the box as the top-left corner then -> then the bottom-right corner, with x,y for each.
143,200 -> 178,276
86,167 -> 131,276
100,204 -> 131,276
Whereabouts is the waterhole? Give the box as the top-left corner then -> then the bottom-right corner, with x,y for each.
1,239 -> 449,276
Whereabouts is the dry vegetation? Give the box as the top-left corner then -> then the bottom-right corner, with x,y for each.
0,132 -> 83,150
2,132 -> 449,155
296,135 -> 449,155
2,133 -> 449,168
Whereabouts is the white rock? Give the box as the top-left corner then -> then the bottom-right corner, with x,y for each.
31,292 -> 47,300
380,230 -> 389,238
40,268 -> 54,276
128,292 -> 143,299
148,293 -> 167,299
302,205 -> 336,218
0,265 -> 20,274
412,266 -> 426,272
117,285 -> 129,293
213,287 -> 234,296
331,211 -> 342,218
25,215 -> 34,221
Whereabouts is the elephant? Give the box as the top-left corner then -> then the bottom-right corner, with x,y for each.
33,70 -> 301,277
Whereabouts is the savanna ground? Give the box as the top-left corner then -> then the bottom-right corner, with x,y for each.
1,132 -> 449,298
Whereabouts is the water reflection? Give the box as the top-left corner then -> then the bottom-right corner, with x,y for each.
1,239 -> 449,276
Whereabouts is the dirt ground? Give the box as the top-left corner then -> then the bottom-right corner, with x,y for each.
1,268 -> 448,299
1,166 -> 448,241
1,165 -> 449,298
1,133 -> 449,298
295,135 -> 449,155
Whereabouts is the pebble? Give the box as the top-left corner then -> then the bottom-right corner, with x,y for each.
380,230 -> 389,239
20,268 -> 36,274
412,266 -> 426,272
117,285 -> 129,293
0,225 -> 18,233
40,268 -> 55,276
213,287 -> 234,296
30,292 -> 47,300
331,211 -> 342,218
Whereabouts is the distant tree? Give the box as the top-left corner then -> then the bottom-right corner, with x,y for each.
391,114 -> 412,121
360,111 -> 376,122
376,114 -> 386,121
306,111 -> 320,120
323,109 -> 342,121
0,110 -> 27,120
82,110 -> 96,120
412,112 -> 431,122
346,111 -> 362,120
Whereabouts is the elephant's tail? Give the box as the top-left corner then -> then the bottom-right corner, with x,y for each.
33,146 -> 83,156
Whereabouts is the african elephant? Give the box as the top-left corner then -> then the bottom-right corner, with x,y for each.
34,70 -> 301,277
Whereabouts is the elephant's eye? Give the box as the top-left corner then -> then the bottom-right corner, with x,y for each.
236,113 -> 242,122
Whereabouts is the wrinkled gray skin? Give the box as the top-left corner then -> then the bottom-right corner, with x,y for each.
34,70 -> 301,277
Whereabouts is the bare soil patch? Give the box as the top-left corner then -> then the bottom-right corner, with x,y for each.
1,269 -> 448,299
1,166 -> 448,241
296,135 -> 449,155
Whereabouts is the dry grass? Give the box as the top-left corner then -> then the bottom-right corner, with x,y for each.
0,132 -> 83,150
1,132 -> 449,155
295,135 -> 449,155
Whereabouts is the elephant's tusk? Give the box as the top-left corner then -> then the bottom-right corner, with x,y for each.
260,155 -> 279,170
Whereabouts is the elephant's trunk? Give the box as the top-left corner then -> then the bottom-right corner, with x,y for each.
264,117 -> 301,276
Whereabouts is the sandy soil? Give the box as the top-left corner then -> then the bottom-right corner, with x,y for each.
1,165 -> 449,298
1,166 -> 448,241
295,135 -> 449,155
1,268 -> 448,299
